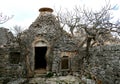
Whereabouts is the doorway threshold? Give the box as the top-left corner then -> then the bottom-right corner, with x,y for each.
34,69 -> 47,77
35,69 -> 46,74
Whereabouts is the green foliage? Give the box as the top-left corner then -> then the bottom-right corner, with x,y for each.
45,72 -> 54,78
86,73 -> 92,79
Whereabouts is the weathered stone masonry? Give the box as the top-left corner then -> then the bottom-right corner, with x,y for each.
0,7 -> 120,84
81,45 -> 120,84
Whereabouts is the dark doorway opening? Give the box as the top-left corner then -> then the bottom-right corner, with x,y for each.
35,47 -> 47,70
61,56 -> 69,70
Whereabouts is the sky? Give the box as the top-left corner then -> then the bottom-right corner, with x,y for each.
0,0 -> 120,29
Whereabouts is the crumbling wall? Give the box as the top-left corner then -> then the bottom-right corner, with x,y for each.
0,28 -> 14,46
82,45 -> 120,84
0,47 -> 25,83
0,27 -> 25,83
0,48 -> 9,78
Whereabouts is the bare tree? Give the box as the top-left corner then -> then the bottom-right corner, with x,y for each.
11,25 -> 24,36
55,8 -> 80,36
56,2 -> 120,62
0,13 -> 13,24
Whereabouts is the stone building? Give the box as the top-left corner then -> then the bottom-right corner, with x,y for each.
0,7 -> 79,79
20,7 -> 79,76
0,7 -> 120,84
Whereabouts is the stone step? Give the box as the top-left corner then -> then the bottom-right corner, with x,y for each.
34,73 -> 46,77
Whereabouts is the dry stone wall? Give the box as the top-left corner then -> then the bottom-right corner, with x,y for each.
0,47 -> 25,84
85,45 -> 120,84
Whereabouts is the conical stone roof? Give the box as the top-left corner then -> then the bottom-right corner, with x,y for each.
29,7 -> 62,37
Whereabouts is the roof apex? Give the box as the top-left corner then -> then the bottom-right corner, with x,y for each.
39,7 -> 53,12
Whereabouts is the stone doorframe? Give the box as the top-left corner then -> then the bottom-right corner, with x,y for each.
32,38 -> 51,74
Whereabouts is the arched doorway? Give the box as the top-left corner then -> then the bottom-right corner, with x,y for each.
34,40 -> 48,74
35,47 -> 47,69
